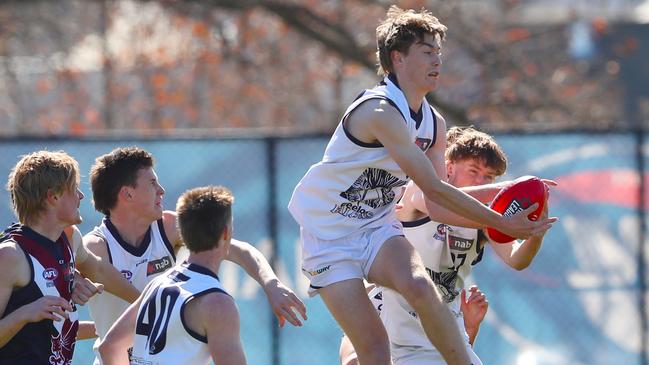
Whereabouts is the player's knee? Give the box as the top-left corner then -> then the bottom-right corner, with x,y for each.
399,275 -> 435,307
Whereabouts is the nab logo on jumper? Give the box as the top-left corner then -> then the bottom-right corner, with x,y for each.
147,256 -> 173,276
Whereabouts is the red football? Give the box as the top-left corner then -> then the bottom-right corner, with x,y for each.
486,175 -> 548,243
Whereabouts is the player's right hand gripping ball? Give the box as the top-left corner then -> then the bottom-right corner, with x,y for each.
486,175 -> 548,243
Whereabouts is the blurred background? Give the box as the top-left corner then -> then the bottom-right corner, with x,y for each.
0,0 -> 648,364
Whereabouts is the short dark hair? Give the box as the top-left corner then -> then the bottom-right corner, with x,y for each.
176,186 -> 234,253
445,126 -> 508,176
90,147 -> 154,215
376,6 -> 447,76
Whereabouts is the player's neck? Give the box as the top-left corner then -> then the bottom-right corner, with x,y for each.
390,73 -> 426,112
27,216 -> 65,243
187,251 -> 222,275
107,210 -> 154,247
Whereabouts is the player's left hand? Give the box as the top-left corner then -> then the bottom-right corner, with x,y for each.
460,286 -> 488,331
263,279 -> 307,327
72,271 -> 104,305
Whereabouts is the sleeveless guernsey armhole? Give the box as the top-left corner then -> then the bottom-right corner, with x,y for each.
430,105 -> 438,147
16,242 -> 35,282
342,96 -> 407,148
156,219 -> 176,261
472,230 -> 487,265
401,216 -> 432,228
180,288 -> 230,343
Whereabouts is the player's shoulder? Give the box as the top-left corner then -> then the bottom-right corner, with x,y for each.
197,290 -> 238,324
83,229 -> 107,246
0,239 -> 29,284
429,106 -> 446,127
0,238 -> 23,260
162,210 -> 177,222
82,228 -> 110,258
351,97 -> 402,123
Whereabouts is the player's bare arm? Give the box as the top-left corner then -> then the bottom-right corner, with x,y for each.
77,321 -> 98,340
460,286 -> 488,346
199,292 -> 247,365
0,242 -> 71,347
410,181 -> 500,228
64,226 -> 104,305
98,294 -> 143,365
365,100 -> 547,239
76,227 -> 140,303
489,203 -> 549,270
226,239 -> 307,327
429,108 -> 449,179
164,210 -> 306,326
162,210 -> 184,252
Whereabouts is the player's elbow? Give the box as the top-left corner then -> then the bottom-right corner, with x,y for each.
510,261 -> 531,271
97,339 -> 115,363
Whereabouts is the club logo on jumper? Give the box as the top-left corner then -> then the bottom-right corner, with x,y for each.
49,315 -> 78,365
426,267 -> 459,303
146,256 -> 172,276
331,168 -> 407,219
305,265 -> 331,277
434,224 -> 451,241
448,236 -> 473,251
121,270 -> 133,281
415,137 -> 432,152
43,268 -> 59,281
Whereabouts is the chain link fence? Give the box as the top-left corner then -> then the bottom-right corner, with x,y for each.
0,132 -> 647,365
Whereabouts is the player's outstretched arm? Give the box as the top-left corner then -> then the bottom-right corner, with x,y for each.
490,202 -> 550,270
405,182 -> 488,228
367,102 -> 555,239
226,239 -> 307,327
76,228 -> 140,303
460,287 -> 488,346
202,292 -> 247,365
98,294 -> 143,365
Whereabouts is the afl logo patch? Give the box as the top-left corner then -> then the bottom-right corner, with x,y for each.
121,270 -> 133,281
43,268 -> 58,281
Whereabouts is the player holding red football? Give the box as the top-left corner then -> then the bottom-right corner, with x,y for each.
339,126 -> 552,365
383,126 -> 551,365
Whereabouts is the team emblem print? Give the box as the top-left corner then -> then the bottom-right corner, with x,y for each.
43,268 -> 58,281
415,137 -> 432,152
121,270 -> 133,281
331,168 -> 407,219
425,267 -> 459,303
434,224 -> 451,241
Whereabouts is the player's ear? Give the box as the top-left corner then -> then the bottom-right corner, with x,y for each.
119,186 -> 132,200
391,49 -> 404,67
221,223 -> 232,241
46,188 -> 59,204
446,160 -> 454,179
